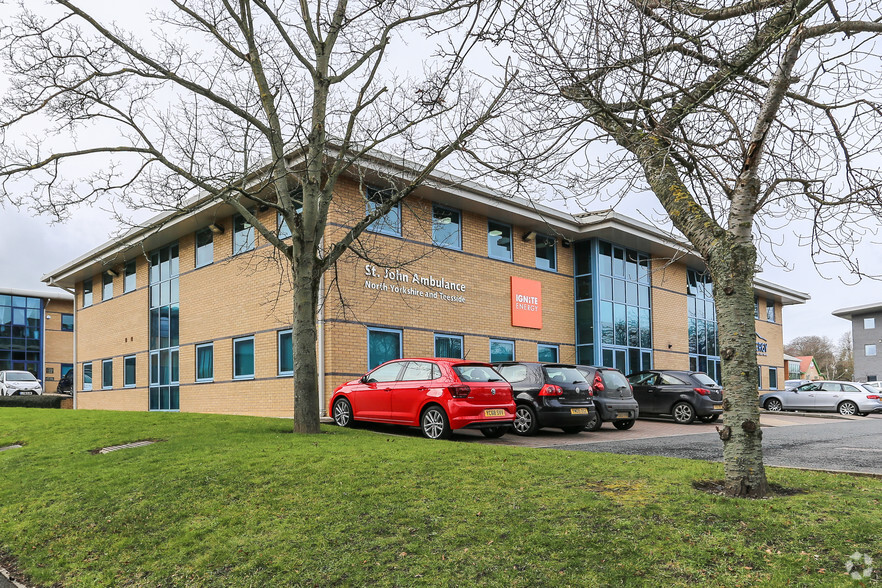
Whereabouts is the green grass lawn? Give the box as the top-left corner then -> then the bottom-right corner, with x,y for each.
1,408 -> 879,587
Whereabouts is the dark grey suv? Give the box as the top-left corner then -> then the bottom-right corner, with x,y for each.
575,365 -> 639,430
627,370 -> 724,424
494,362 -> 595,436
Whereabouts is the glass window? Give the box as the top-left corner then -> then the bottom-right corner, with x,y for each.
102,359 -> 113,389
537,344 -> 559,363
766,299 -> 775,322
366,361 -> 404,383
124,260 -> 136,293
768,367 -> 778,390
233,214 -> 255,254
490,339 -> 515,363
487,221 -> 512,261
102,273 -> 113,301
432,204 -> 461,249
535,234 -> 556,271
195,228 -> 214,268
866,344 -> 877,357
278,213 -> 292,240
754,296 -> 759,319
865,318 -> 876,330
366,187 -> 401,237
402,361 -> 439,381
61,363 -> 73,378
124,356 -> 136,387
233,337 -> 255,379
83,279 -> 93,308
60,314 -> 74,332
196,343 -> 214,382
434,334 -> 463,359
498,364 -> 528,382
367,328 -> 402,370
278,330 -> 293,375
82,363 -> 92,391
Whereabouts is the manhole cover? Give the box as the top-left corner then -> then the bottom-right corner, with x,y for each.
0,445 -> 22,452
94,440 -> 159,454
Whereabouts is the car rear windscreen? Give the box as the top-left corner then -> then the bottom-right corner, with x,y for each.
453,365 -> 505,382
601,370 -> 630,390
691,373 -> 718,387
543,366 -> 588,385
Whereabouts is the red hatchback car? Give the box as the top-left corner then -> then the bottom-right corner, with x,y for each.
329,358 -> 516,439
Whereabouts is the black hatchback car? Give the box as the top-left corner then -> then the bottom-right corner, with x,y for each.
494,362 -> 595,435
627,370 -> 724,424
575,365 -> 640,430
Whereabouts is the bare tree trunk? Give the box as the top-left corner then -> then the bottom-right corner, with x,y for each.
708,242 -> 769,497
292,258 -> 320,434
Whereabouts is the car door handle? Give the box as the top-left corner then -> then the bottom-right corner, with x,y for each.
417,387 -> 428,392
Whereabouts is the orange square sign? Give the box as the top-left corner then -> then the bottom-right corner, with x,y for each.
511,276 -> 542,329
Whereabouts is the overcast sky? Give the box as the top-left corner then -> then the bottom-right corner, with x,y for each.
1,1 -> 878,349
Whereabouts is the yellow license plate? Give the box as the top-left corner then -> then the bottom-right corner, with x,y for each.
484,409 -> 505,417
713,405 -> 723,410
571,408 -> 589,415
616,412 -> 630,419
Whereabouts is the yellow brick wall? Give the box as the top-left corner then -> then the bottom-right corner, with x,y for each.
42,298 -> 73,386
649,260 -> 690,370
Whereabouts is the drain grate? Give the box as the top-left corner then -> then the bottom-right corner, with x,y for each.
0,444 -> 22,452
95,440 -> 158,454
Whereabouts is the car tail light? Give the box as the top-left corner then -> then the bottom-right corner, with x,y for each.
694,387 -> 710,396
539,384 -> 563,396
448,384 -> 471,398
593,373 -> 604,392
587,386 -> 594,397
867,395 -> 880,400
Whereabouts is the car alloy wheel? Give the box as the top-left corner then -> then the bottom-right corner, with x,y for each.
332,398 -> 353,427
612,419 -> 635,430
764,398 -> 783,412
838,401 -> 859,416
421,406 -> 451,440
584,411 -> 602,432
672,402 -> 695,424
513,405 -> 538,436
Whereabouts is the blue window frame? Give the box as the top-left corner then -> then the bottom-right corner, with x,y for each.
490,339 -> 515,363
149,243 -> 180,411
83,279 -> 93,308
367,328 -> 402,370
434,334 -> 463,359
366,187 -> 401,237
124,260 -> 137,293
82,362 -> 92,391
196,343 -> 214,382
195,228 -> 214,268
102,273 -> 113,301
487,220 -> 512,261
432,204 -> 461,250
537,344 -> 559,363
766,299 -> 775,322
278,330 -> 293,375
535,234 -> 556,271
124,356 -> 136,388
233,214 -> 255,254
688,268 -> 721,384
768,367 -> 778,390
233,336 -> 255,379
61,314 -> 74,332
102,359 -> 113,389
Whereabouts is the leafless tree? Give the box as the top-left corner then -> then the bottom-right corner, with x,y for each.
488,0 -> 882,496
0,0 -> 511,433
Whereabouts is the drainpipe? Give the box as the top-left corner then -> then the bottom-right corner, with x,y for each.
317,258 -> 326,419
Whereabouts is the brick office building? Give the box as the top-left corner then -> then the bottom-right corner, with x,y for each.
42,157 -> 808,416
0,287 -> 74,389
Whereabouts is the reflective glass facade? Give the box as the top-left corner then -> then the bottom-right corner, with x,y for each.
0,294 -> 43,375
149,243 -> 180,410
574,240 -> 652,374
687,269 -> 721,383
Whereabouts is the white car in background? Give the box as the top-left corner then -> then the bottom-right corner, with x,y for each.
0,370 -> 43,396
760,380 -> 882,416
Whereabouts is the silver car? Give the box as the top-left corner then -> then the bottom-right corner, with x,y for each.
0,370 -> 44,396
760,380 -> 882,416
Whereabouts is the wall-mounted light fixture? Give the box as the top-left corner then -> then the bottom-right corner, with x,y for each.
522,231 -> 537,242
105,268 -> 119,278
562,239 -> 571,248
209,223 -> 224,234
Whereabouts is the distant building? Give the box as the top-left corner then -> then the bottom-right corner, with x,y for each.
796,355 -> 823,381
0,288 -> 74,388
833,302 -> 882,382
783,353 -> 801,380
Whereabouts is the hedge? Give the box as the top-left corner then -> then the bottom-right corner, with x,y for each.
0,394 -> 71,409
